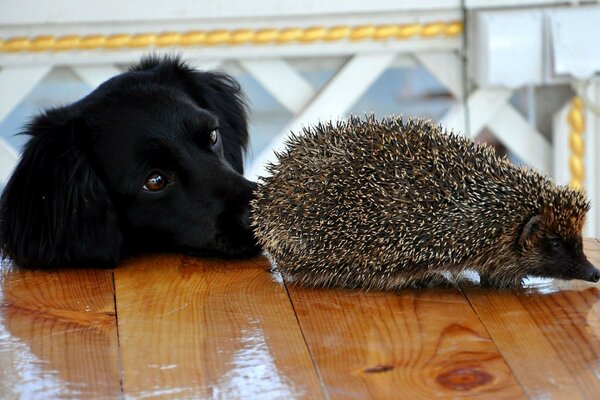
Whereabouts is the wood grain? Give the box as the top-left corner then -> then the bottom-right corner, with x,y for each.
0,264 -> 120,399
463,238 -> 600,399
287,285 -> 526,399
114,254 -> 323,399
0,240 -> 598,398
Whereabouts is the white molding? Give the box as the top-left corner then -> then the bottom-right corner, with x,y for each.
72,65 -> 125,89
0,38 -> 462,67
248,53 -> 397,179
0,1 -> 461,25
71,61 -> 222,89
192,60 -> 224,72
465,0 -> 581,8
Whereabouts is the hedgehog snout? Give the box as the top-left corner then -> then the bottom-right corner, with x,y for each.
571,258 -> 600,283
582,260 -> 600,283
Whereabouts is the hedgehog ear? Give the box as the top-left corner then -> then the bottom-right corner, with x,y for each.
518,215 -> 543,247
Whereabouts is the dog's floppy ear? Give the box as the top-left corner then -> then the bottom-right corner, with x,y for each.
0,111 -> 122,268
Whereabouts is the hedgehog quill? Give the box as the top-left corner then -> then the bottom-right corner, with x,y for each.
251,116 -> 600,290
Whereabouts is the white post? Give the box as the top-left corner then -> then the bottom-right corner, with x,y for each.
586,81 -> 600,237
552,101 -> 571,186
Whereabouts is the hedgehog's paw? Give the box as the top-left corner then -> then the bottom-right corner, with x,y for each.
409,273 -> 454,289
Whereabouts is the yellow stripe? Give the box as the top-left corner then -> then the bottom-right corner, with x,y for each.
0,21 -> 463,53
568,96 -> 586,191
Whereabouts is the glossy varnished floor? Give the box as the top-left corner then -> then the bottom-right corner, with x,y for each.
1,240 -> 600,399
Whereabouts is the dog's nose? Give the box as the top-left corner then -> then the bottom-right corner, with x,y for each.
226,175 -> 257,203
244,180 -> 258,198
239,207 -> 252,230
247,180 -> 258,192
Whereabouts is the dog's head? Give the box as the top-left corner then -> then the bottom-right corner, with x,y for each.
0,56 -> 260,268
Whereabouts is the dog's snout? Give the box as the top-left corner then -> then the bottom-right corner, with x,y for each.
239,178 -> 257,196
221,173 -> 257,204
239,206 -> 252,230
247,179 -> 258,193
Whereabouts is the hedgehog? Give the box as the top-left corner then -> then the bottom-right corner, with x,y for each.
251,115 -> 600,290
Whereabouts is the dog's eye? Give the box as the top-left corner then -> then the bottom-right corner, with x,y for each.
210,129 -> 219,145
143,173 -> 166,191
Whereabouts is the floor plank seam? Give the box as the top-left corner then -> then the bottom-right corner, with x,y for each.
282,279 -> 329,400
459,284 -> 530,399
111,269 -> 126,399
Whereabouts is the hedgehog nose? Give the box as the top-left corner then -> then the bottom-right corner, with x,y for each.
591,270 -> 600,283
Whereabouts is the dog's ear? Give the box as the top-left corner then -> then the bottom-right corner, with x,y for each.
186,70 -> 249,173
0,111 -> 122,268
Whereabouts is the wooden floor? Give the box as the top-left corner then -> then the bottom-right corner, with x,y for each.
0,240 -> 599,399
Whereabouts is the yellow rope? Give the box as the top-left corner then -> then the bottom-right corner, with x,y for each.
0,21 -> 463,53
567,96 -> 585,190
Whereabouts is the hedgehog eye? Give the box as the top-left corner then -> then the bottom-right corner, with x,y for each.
550,238 -> 562,250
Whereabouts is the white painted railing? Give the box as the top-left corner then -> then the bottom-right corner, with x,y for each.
0,0 -> 598,235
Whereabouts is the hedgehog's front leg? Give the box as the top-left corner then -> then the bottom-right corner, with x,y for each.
403,271 -> 454,289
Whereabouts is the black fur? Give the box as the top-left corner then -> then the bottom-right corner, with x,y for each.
0,56 -> 260,268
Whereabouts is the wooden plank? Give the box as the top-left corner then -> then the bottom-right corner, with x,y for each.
115,254 -> 323,399
0,265 -> 121,399
287,285 -> 526,399
463,238 -> 600,399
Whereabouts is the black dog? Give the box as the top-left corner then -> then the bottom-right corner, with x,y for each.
0,56 -> 260,268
